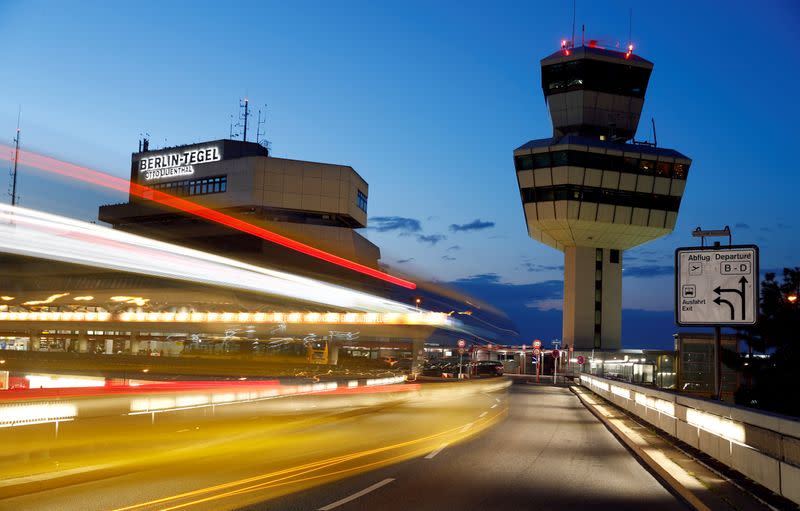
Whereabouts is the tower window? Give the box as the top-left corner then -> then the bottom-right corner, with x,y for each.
610,249 -> 620,264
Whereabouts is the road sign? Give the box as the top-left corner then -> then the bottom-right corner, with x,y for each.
577,355 -> 586,364
532,339 -> 541,349
552,349 -> 560,359
676,245 -> 759,326
457,339 -> 466,348
458,347 -> 465,355
533,348 -> 540,356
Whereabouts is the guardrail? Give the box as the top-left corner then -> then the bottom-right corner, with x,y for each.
579,374 -> 800,505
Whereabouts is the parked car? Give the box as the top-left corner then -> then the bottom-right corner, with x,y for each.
474,360 -> 504,377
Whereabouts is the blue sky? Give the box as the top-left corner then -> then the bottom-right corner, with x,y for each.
1,1 -> 798,348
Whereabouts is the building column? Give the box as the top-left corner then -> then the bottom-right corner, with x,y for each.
130,332 -> 140,355
410,338 -> 425,376
77,331 -> 88,353
327,341 -> 340,366
563,246 -> 622,350
29,333 -> 40,351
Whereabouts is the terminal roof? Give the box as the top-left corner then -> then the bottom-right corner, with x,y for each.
541,45 -> 653,66
515,135 -> 690,160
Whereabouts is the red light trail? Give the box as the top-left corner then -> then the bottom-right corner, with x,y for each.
0,146 -> 416,289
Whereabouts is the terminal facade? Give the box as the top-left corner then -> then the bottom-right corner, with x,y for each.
514,44 -> 692,350
100,139 -> 381,289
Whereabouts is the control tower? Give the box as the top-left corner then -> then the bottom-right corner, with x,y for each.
514,42 -> 692,350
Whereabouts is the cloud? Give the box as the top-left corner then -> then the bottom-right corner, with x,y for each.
526,298 -> 562,311
735,223 -> 750,229
442,255 -> 456,261
416,234 -> 446,245
449,219 -> 495,232
522,262 -> 563,272
396,258 -> 414,264
447,245 -> 461,251
369,216 -> 421,233
623,265 -> 674,278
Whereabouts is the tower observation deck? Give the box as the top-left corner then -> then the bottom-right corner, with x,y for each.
514,43 -> 692,350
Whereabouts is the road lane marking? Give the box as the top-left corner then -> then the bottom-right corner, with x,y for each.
491,404 -> 498,409
424,443 -> 449,460
318,478 -> 395,510
176,428 -> 190,433
495,398 -> 500,403
479,411 -> 488,418
460,422 -> 474,433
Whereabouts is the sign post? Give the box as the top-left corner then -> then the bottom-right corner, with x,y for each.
676,243 -> 759,399
457,339 -> 466,379
552,349 -> 560,384
533,348 -> 541,383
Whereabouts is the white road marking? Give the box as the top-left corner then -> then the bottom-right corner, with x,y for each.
460,422 -> 474,433
176,428 -> 190,433
495,398 -> 500,403
318,478 -> 395,510
491,404 -> 498,409
424,443 -> 449,459
479,411 -> 488,418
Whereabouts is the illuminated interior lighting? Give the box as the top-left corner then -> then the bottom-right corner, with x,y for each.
0,146 -> 416,290
73,295 -> 94,301
0,296 -> 13,301
111,296 -> 149,306
23,292 -> 69,305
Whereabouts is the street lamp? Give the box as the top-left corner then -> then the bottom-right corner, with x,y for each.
415,298 -> 421,310
788,294 -> 798,304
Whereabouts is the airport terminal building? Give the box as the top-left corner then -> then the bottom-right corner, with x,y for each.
99,139 -> 381,289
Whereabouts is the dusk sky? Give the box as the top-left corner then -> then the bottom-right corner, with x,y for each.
1,1 -> 798,348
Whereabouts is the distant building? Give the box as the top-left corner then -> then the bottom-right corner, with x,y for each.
514,43 -> 692,349
100,139 -> 381,288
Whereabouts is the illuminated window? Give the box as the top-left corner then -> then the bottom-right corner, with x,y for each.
656,161 -> 671,177
673,163 -> 688,179
357,190 -> 368,213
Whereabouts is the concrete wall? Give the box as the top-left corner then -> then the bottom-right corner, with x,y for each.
580,374 -> 800,504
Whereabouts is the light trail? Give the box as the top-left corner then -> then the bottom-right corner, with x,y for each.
0,204 -> 420,314
0,145 -> 415,289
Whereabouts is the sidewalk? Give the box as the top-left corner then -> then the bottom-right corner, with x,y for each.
572,386 -> 788,511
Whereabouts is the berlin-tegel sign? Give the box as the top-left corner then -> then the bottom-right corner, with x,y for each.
675,245 -> 759,326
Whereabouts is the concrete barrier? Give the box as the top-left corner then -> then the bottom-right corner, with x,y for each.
579,374 -> 800,505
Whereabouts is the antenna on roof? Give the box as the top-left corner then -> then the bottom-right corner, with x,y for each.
581,24 -> 585,47
255,104 -> 267,146
628,8 -> 632,49
651,117 -> 658,147
239,97 -> 251,142
9,105 -> 21,206
571,0 -> 576,48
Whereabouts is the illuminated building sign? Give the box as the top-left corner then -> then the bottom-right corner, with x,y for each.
138,146 -> 221,181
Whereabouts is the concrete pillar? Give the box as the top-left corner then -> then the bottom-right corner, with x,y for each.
77,331 -> 88,353
29,334 -> 40,351
130,332 -> 140,355
104,339 -> 114,355
410,338 -> 425,376
563,246 -> 622,350
327,342 -> 340,366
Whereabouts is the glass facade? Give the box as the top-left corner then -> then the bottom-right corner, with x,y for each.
541,59 -> 652,98
357,190 -> 368,213
514,150 -> 690,180
149,175 -> 227,197
520,185 -> 681,212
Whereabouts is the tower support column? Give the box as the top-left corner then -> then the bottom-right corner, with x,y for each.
563,246 -> 622,350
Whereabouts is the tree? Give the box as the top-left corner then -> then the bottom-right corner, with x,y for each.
735,267 -> 800,416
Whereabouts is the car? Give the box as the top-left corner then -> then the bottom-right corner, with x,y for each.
474,360 -> 504,377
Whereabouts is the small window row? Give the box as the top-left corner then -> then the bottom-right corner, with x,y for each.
357,189 -> 368,213
149,175 -> 227,197
514,150 -> 689,179
520,184 -> 681,212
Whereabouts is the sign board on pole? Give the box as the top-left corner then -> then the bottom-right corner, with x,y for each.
552,349 -> 560,359
533,348 -> 540,356
532,340 -> 542,349
457,339 -> 466,348
675,245 -> 759,326
577,355 -> 586,365
458,347 -> 465,355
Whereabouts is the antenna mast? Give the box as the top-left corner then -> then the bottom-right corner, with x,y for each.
255,105 -> 267,145
239,98 -> 250,142
571,0 -> 576,48
10,107 -> 21,206
628,8 -> 633,47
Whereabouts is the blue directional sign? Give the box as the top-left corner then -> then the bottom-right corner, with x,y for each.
675,245 -> 759,326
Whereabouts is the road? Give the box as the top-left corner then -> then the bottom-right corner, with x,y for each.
0,382 -> 685,511
244,385 -> 687,511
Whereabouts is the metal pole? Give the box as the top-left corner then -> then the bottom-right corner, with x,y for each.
714,325 -> 722,400
553,353 -> 557,384
11,119 -> 20,206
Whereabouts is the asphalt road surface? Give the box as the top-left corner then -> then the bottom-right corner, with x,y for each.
243,385 -> 687,511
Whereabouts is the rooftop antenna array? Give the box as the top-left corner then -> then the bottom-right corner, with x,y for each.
571,0 -> 576,48
9,106 -> 21,206
255,104 -> 271,153
138,132 -> 151,152
238,97 -> 251,142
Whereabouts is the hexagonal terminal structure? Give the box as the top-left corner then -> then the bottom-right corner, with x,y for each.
514,44 -> 692,350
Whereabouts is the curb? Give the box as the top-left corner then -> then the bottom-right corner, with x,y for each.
571,386 -> 712,511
